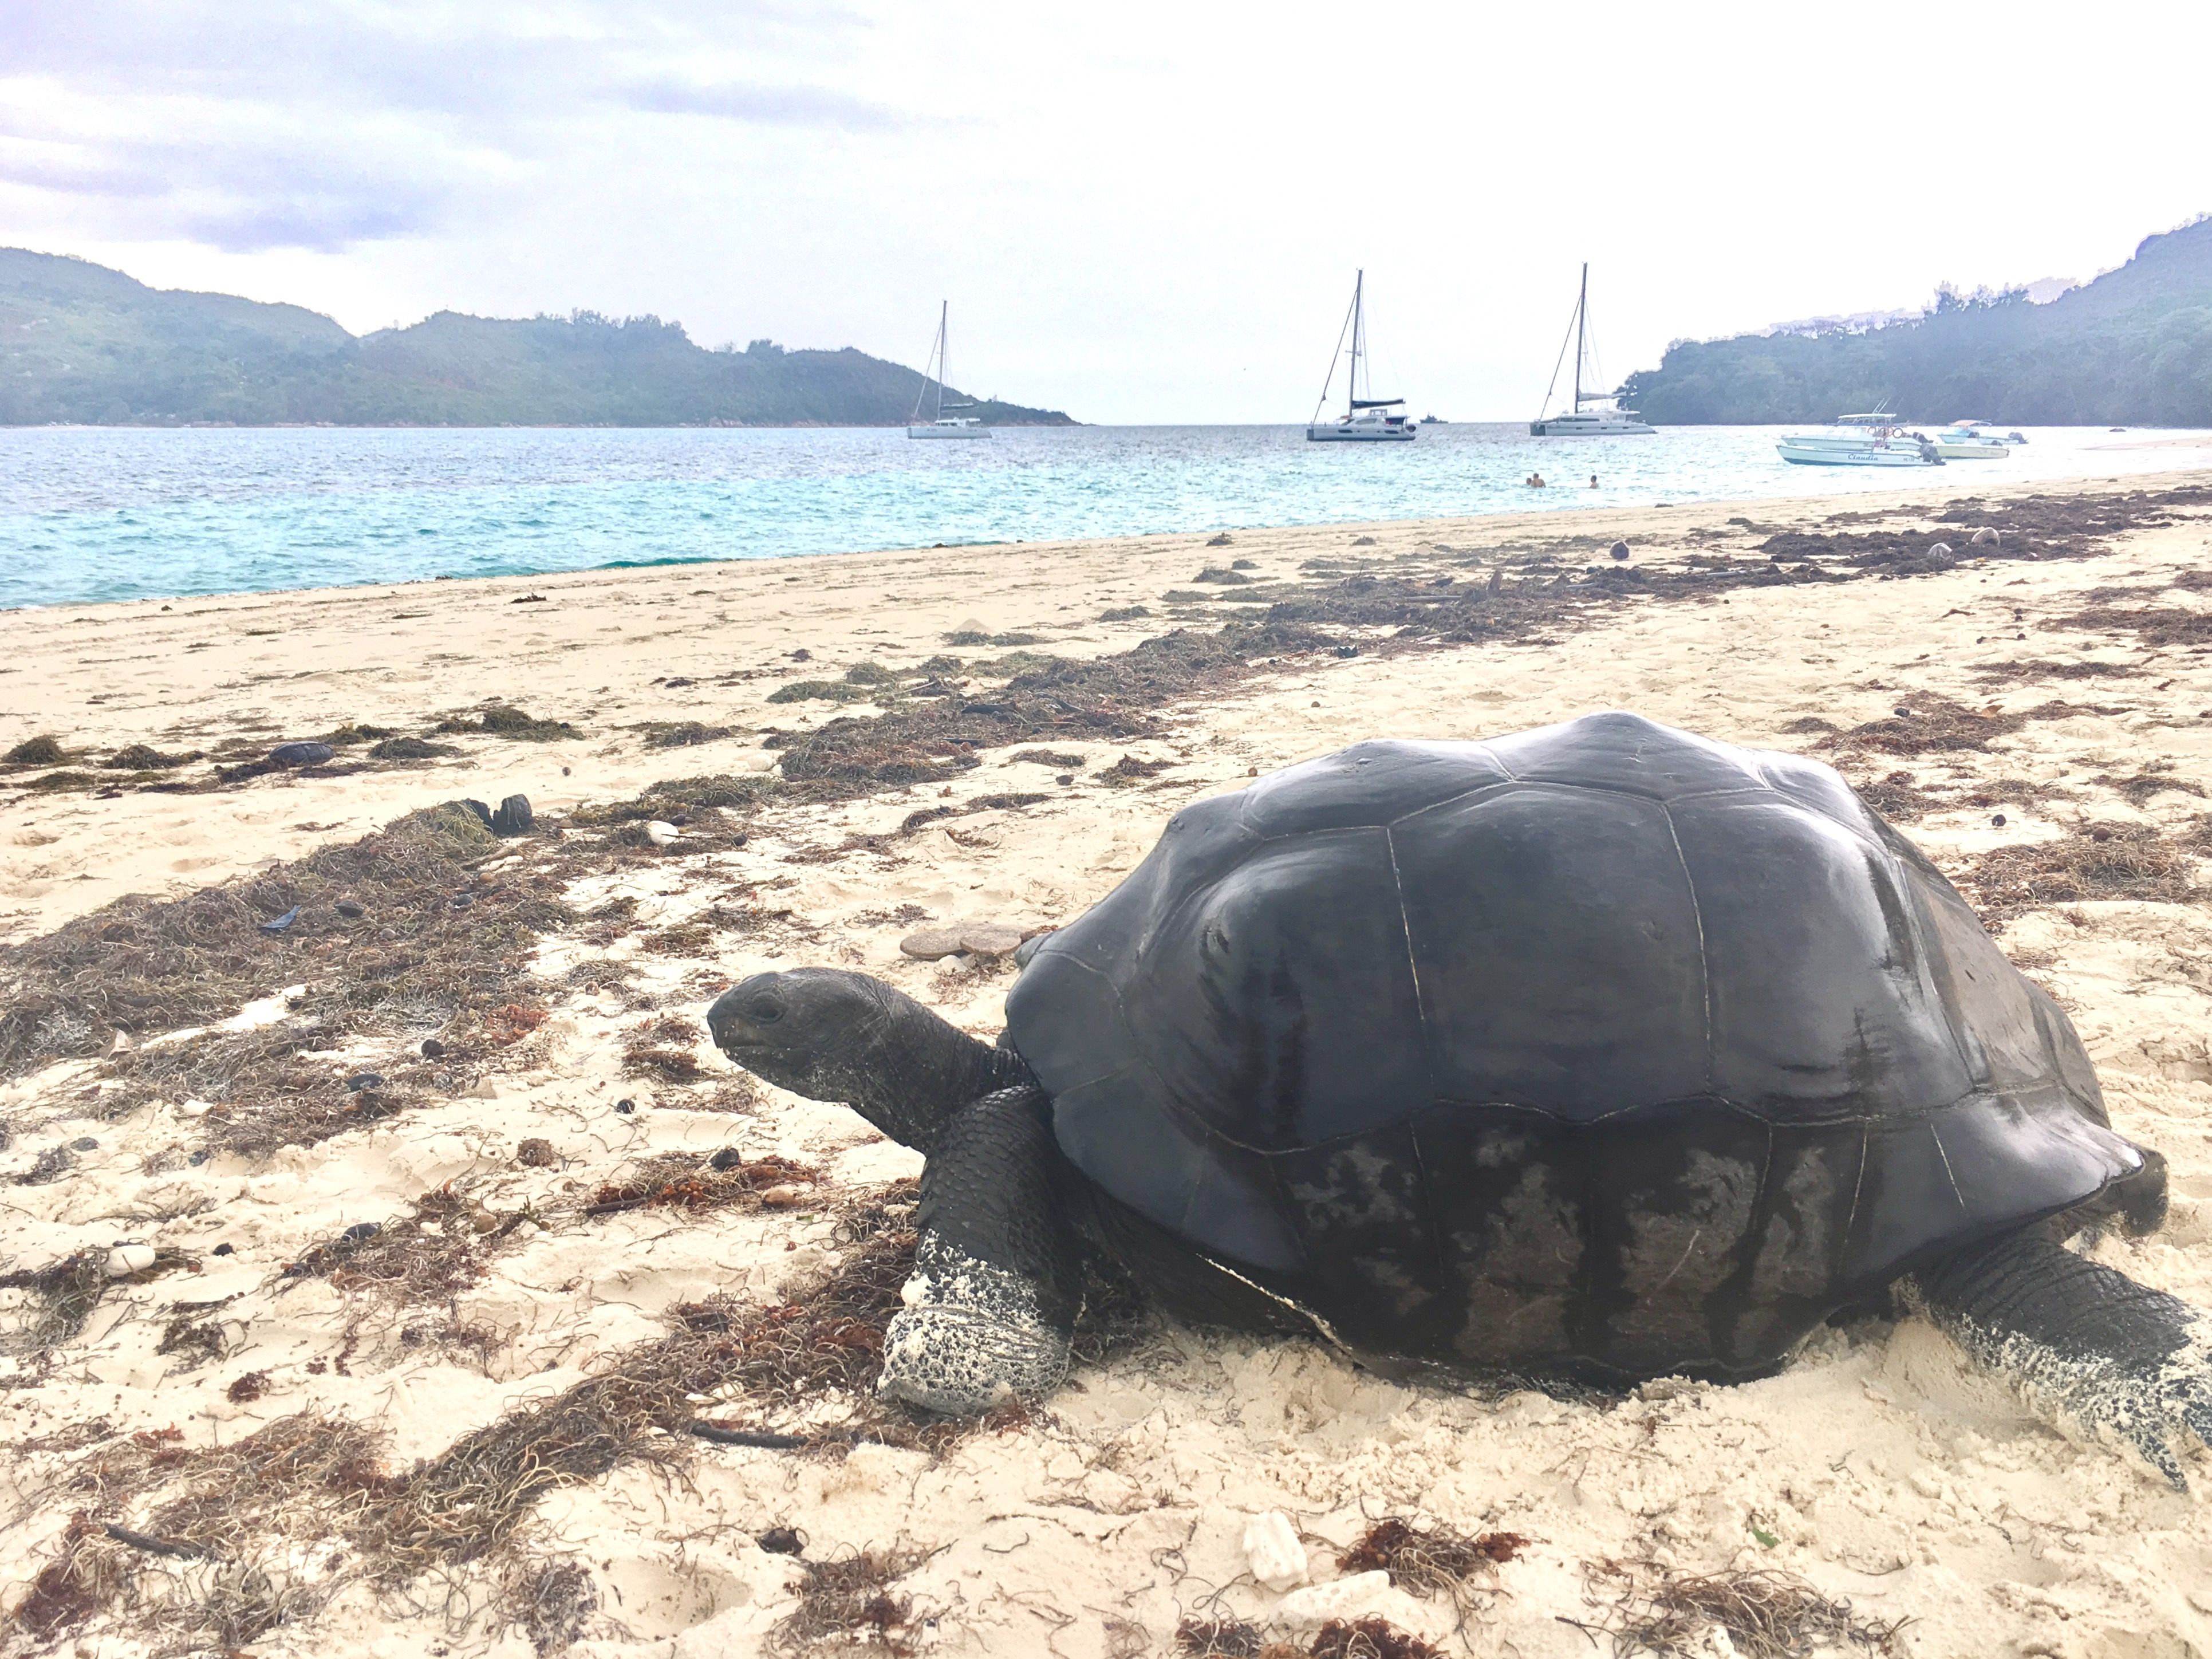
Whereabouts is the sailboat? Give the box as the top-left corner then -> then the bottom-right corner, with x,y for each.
1529,265 -> 1654,436
1307,271 -> 1415,442
907,301 -> 991,439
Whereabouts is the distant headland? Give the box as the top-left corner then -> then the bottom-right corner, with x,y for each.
0,249 -> 1075,428
1620,214 -> 2212,427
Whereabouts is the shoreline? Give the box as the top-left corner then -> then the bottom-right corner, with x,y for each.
8,426 -> 2212,614
4,464 -> 2211,942
2,463 -> 2211,1653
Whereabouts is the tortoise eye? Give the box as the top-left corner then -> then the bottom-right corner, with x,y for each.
749,999 -> 783,1023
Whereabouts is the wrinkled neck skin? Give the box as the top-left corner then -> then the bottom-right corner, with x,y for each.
777,980 -> 1029,1154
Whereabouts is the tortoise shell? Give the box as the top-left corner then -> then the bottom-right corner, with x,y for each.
1006,712 -> 2141,1378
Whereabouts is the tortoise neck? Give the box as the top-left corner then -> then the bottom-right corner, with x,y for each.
845,982 -> 1030,1154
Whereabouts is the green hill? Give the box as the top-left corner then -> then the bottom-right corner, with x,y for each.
0,249 -> 1073,427
1619,215 -> 2212,426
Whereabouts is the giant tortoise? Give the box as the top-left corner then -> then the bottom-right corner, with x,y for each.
708,713 -> 2208,1483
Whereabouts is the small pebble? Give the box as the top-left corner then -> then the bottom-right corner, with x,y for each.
758,1526 -> 805,1555
1332,644 -> 1359,659
340,1222 -> 380,1246
188,1150 -> 210,1165
615,1098 -> 636,1115
760,1184 -> 807,1208
450,892 -> 474,910
71,1136 -> 98,1152
1992,813 -> 2007,827
645,820 -> 682,848
213,1243 -> 234,1256
105,1243 -> 157,1277
268,741 -> 335,768
336,900 -> 365,919
1056,773 -> 1074,785
709,1148 -> 744,1171
1892,707 -> 1912,718
1610,541 -> 1631,561
516,1137 -> 557,1168
421,1038 -> 446,1059
344,1072 -> 384,1092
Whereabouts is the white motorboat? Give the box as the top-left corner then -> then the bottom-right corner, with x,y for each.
907,302 -> 991,439
1307,271 -> 1416,442
1776,422 -> 1941,467
1529,265 -> 1654,436
1932,421 -> 2018,458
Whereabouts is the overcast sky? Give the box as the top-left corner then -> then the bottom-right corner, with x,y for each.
4,1 -> 2208,423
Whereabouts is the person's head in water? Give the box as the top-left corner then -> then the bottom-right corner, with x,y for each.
1590,474 -> 1599,487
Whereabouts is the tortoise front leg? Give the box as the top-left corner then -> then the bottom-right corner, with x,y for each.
1910,1232 -> 2212,1489
880,1084 -> 1082,1414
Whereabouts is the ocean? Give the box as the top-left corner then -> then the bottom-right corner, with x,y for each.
2,421 -> 2206,609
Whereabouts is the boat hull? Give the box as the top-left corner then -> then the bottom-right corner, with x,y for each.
1933,443 -> 2011,460
1528,418 -> 1655,436
1307,425 -> 1416,442
1776,442 -> 1934,467
908,425 -> 992,439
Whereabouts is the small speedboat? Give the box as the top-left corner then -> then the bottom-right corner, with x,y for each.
1777,423 -> 1942,466
1931,425 -> 2013,460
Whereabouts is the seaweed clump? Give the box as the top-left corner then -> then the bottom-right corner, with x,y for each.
435,705 -> 581,741
1957,821 -> 2201,919
768,622 -> 1327,798
1564,1557 -> 1908,1658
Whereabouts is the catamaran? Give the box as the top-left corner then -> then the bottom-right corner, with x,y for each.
907,301 -> 991,439
1307,271 -> 1415,442
1529,265 -> 1654,436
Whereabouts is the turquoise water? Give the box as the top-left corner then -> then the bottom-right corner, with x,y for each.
2,422 -> 2206,609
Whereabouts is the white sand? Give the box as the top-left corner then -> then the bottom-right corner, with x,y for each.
4,472 -> 2211,1656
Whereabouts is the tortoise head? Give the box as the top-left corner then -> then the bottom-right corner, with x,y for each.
707,968 -> 889,1101
707,967 -> 999,1152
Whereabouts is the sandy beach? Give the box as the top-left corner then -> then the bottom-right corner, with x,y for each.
5,468 -> 2212,1658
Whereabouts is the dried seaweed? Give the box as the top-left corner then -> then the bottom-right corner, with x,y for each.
433,705 -> 582,740
1339,1517 -> 1525,1615
584,1151 -> 817,1217
1566,1557 -> 1908,1658
641,721 -> 736,749
1956,820 -> 2202,918
1174,1615 -> 1442,1659
768,622 -> 1327,797
0,800 -> 549,1080
770,1545 -> 935,1654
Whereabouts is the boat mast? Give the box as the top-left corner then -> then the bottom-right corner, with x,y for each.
1573,263 -> 1587,416
1349,270 -> 1365,417
936,301 -> 948,422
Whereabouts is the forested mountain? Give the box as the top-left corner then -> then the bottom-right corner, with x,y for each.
1619,216 -> 2212,425
0,249 -> 1073,426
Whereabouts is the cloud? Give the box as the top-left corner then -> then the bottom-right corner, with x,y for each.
0,1 -> 921,251
620,77 -> 914,133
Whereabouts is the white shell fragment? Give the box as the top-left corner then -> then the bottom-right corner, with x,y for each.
1279,1570 -> 1428,1631
105,1243 -> 157,1277
1243,1510 -> 1308,1592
